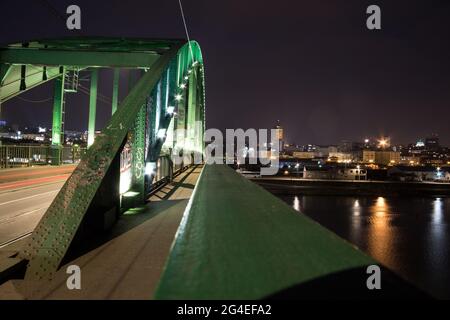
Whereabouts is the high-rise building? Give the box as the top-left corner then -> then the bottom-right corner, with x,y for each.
274,120 -> 284,152
425,134 -> 439,151
362,150 -> 400,165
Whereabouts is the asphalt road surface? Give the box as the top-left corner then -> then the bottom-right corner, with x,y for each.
0,166 -> 74,247
0,182 -> 64,246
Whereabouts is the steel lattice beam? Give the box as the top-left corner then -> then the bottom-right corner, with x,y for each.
87,69 -> 98,147
111,68 -> 120,115
0,49 -> 159,68
51,73 -> 64,146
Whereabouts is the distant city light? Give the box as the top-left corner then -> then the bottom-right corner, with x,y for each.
378,138 -> 389,148
364,139 -> 369,143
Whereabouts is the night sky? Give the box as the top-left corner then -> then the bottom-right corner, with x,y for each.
1,0 -> 450,146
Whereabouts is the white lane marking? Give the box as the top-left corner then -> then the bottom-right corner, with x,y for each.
0,190 -> 59,207
0,231 -> 33,249
0,206 -> 48,224
0,180 -> 65,195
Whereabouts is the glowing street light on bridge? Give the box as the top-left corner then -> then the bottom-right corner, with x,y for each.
166,106 -> 175,115
157,128 -> 167,139
175,94 -> 183,101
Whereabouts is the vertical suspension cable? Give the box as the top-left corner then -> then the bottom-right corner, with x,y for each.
178,0 -> 195,62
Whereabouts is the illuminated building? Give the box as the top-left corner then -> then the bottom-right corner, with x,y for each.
274,120 -> 284,152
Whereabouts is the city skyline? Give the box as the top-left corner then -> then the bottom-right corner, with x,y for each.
1,0 -> 450,146
1,120 -> 448,149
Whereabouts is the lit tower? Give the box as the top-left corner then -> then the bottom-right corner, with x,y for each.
274,120 -> 284,153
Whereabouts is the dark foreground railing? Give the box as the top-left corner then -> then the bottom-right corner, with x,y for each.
0,145 -> 86,168
155,164 -> 430,299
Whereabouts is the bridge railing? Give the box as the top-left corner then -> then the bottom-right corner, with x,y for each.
145,154 -> 192,197
154,164 -> 427,299
0,144 -> 86,168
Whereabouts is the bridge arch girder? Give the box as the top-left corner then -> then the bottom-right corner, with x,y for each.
13,38 -> 206,281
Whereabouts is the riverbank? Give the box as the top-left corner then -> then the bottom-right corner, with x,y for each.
250,176 -> 450,197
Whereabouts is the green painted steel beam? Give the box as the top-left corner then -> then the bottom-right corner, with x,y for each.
131,104 -> 146,203
154,165 -> 377,299
0,63 -> 11,85
25,38 -> 180,52
1,65 -> 81,102
51,72 -> 65,146
187,67 -> 198,153
0,48 -> 160,68
111,68 -> 120,115
87,69 -> 98,147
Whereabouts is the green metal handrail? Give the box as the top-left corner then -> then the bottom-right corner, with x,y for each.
155,164 -> 380,299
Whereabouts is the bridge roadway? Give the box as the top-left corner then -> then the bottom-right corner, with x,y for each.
0,165 -> 202,299
0,165 -> 76,247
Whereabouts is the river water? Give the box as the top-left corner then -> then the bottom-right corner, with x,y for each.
278,194 -> 450,298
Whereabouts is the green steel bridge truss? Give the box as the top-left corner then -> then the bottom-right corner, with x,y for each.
0,38 -> 205,280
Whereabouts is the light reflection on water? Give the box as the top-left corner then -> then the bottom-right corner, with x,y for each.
293,196 -> 301,212
282,194 -> 450,299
